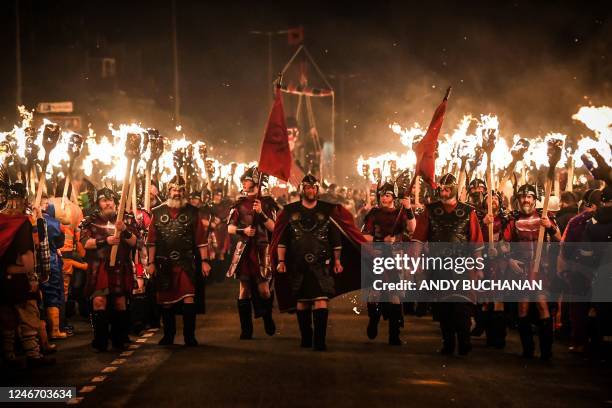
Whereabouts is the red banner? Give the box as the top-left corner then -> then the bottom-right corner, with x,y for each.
258,87 -> 292,181
414,95 -> 448,188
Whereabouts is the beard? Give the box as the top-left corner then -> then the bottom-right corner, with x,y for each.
100,207 -> 116,220
520,203 -> 534,214
302,193 -> 317,203
167,197 -> 187,209
469,193 -> 483,206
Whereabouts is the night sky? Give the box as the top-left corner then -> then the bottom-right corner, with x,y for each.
0,0 -> 610,177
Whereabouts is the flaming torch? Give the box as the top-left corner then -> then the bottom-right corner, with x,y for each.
228,162 -> 238,197
198,143 -> 211,192
499,138 -> 530,189
566,154 -> 574,192
532,137 -> 563,277
482,127 -> 497,250
185,143 -> 194,194
25,127 -> 40,196
61,132 -> 84,209
144,128 -> 163,212
456,137 -> 474,202
110,132 -> 141,267
126,140 -> 142,214
35,122 -> 61,207
173,146 -> 186,186
206,158 -> 217,193
466,145 -> 484,186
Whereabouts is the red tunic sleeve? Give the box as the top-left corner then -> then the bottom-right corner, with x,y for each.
469,210 -> 484,244
195,212 -> 208,248
146,215 -> 157,245
229,206 -> 239,226
362,211 -> 375,235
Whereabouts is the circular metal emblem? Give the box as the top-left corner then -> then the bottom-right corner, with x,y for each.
169,250 -> 181,261
433,207 -> 444,216
304,253 -> 316,263
159,214 -> 170,224
455,208 -> 466,218
178,214 -> 189,224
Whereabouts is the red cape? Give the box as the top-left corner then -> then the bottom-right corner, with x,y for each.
0,213 -> 29,257
269,201 -> 366,312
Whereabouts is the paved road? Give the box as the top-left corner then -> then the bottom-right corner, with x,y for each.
3,281 -> 611,407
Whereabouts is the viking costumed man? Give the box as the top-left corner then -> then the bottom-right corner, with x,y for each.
189,191 -> 203,208
468,180 -> 489,339
195,190 -> 217,268
559,185 -> 612,356
557,188 -> 601,353
79,187 -> 140,351
575,185 -> 612,354
361,181 -> 416,345
227,167 -> 277,339
500,184 -> 561,360
411,173 -> 484,356
0,181 -> 55,367
467,178 -> 487,207
210,188 -> 232,282
270,174 -> 366,351
146,176 -> 210,346
479,189 -> 511,349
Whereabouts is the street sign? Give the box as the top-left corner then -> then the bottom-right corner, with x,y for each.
37,101 -> 74,113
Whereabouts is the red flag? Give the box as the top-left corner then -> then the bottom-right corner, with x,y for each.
287,26 -> 304,46
259,87 -> 292,181
413,91 -> 449,188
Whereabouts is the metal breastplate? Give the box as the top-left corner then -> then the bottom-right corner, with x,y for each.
288,210 -> 331,264
515,213 -> 540,242
153,206 -> 196,265
428,202 -> 471,242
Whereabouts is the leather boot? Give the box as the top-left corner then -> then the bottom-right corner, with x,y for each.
471,304 -> 485,337
439,307 -> 455,355
312,309 -> 328,351
111,310 -> 131,349
491,311 -> 507,349
518,317 -> 534,358
158,308 -> 176,345
457,304 -> 472,356
237,299 -> 253,340
539,317 -> 553,361
261,297 -> 276,336
182,303 -> 198,346
91,310 -> 109,352
366,302 -> 381,340
296,309 -> 313,348
388,304 -> 402,346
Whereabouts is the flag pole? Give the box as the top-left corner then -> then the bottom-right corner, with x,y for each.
392,87 -> 451,231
